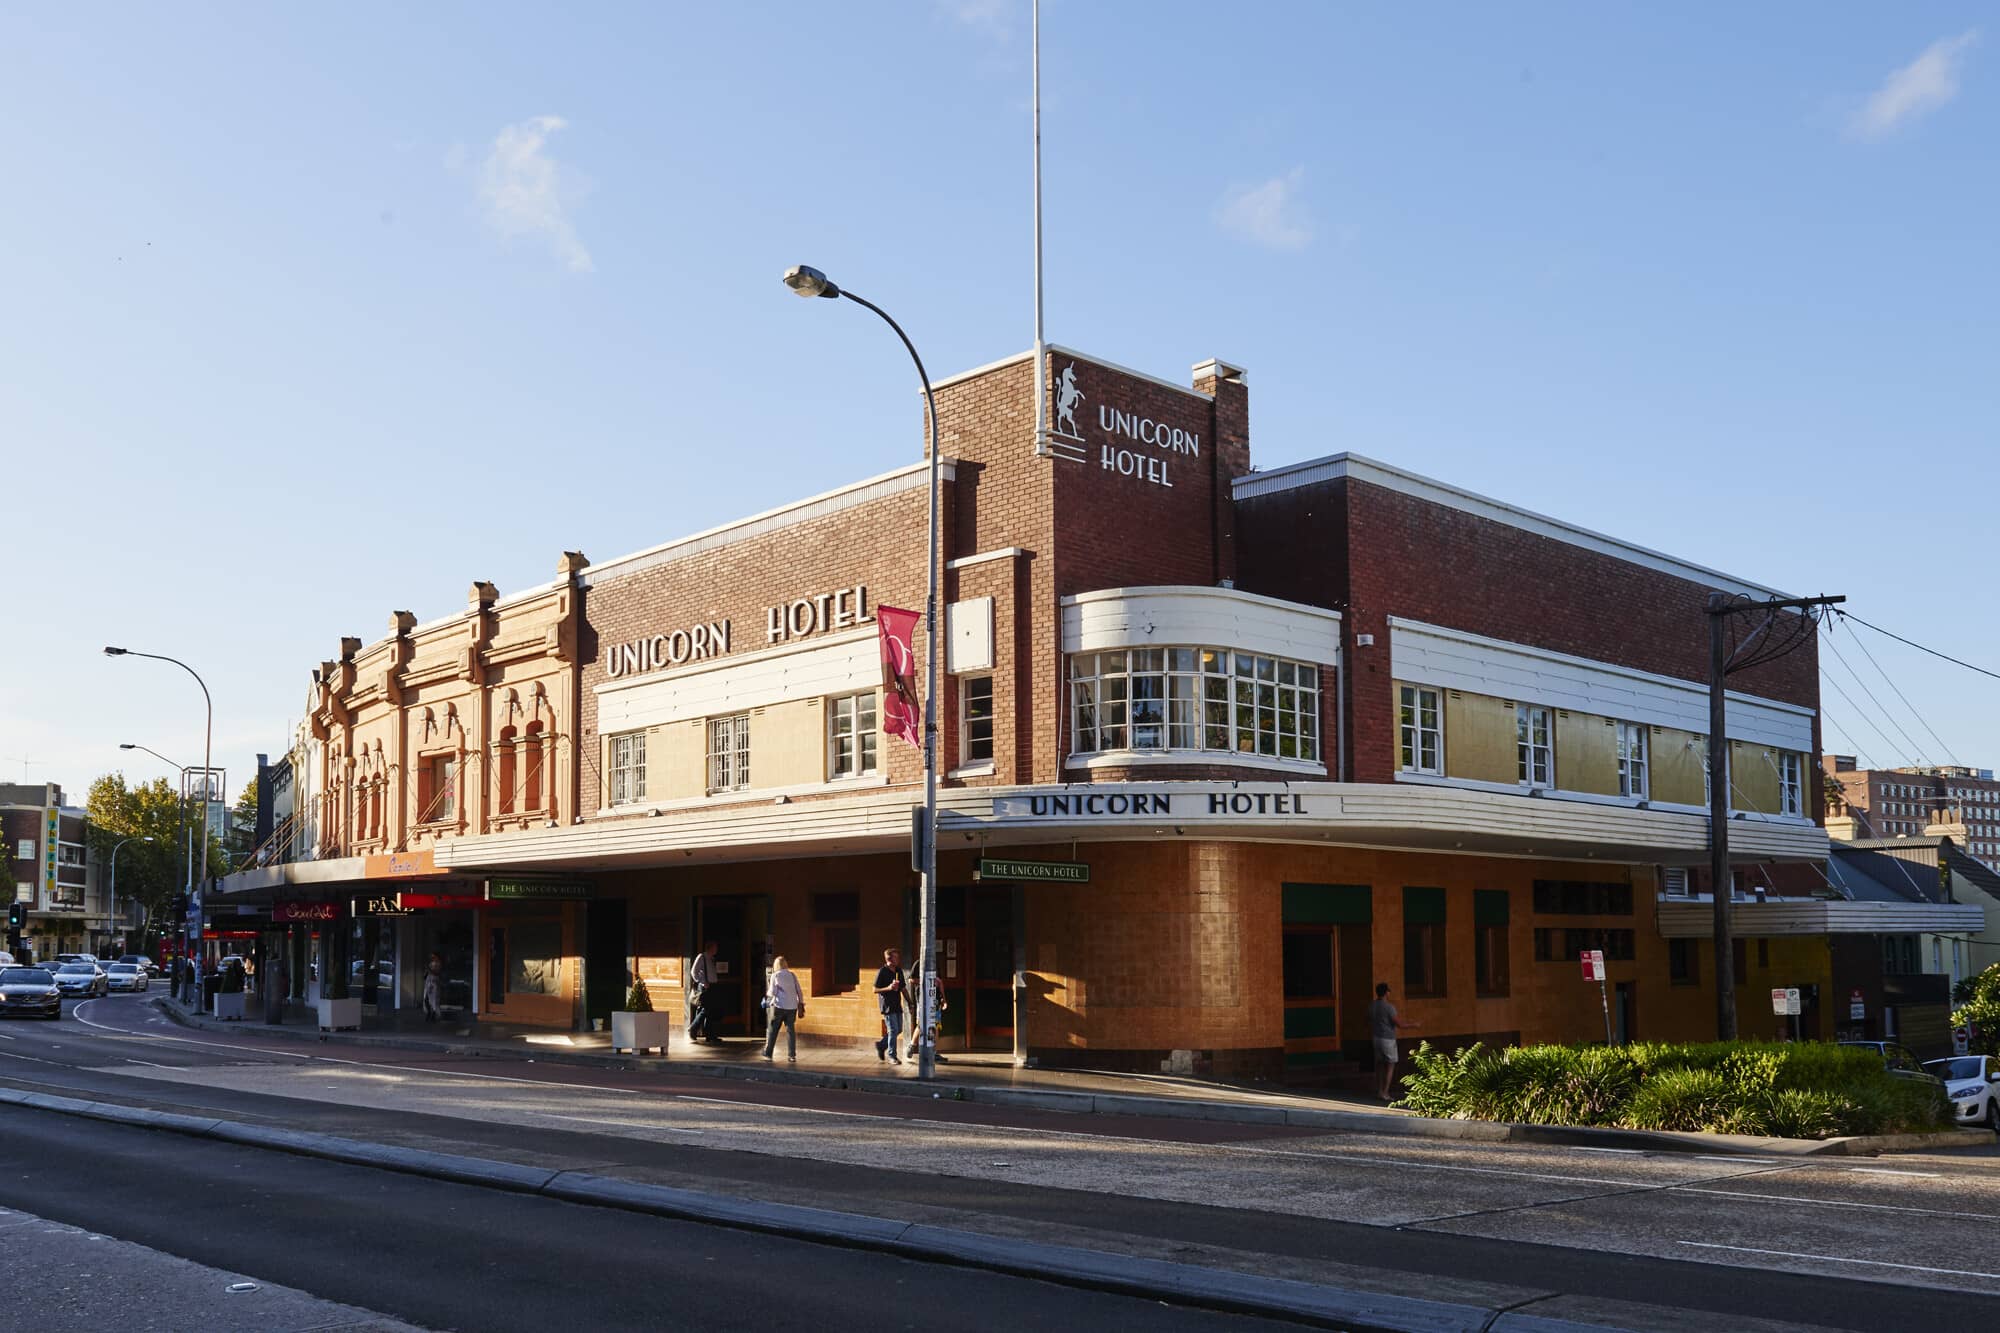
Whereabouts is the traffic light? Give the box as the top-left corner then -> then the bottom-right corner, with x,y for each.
6,902 -> 23,929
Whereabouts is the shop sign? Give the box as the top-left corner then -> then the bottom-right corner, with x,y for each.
976,858 -> 1089,884
43,809 -> 58,896
365,849 -> 438,879
355,895 -> 416,917
1045,362 -> 1202,492
992,789 -> 1315,820
275,901 -> 340,923
398,893 -> 486,911
487,878 -> 591,900
605,585 -> 873,678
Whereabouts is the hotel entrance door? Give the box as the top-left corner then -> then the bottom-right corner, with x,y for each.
936,884 -> 1017,1052
693,894 -> 770,1039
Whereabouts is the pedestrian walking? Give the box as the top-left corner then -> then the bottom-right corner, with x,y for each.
1369,982 -> 1419,1100
687,940 -> 720,1044
762,955 -> 803,1062
873,947 -> 905,1065
422,951 -> 444,1021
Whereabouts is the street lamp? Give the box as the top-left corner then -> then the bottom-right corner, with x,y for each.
107,835 -> 154,953
106,648 -> 212,977
783,264 -> 943,1080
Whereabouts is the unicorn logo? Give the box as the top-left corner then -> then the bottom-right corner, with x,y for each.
1054,363 -> 1084,438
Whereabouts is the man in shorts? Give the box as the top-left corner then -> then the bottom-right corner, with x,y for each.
1369,982 -> 1419,1100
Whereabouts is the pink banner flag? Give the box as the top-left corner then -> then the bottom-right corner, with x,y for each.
877,605 -> 922,749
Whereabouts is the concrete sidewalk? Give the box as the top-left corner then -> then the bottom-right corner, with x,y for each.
149,994 -> 1985,1157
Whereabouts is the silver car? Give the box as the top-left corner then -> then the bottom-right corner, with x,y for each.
105,962 -> 149,993
52,962 -> 108,999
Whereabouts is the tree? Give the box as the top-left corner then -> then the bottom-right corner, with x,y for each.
86,772 -> 225,951
1952,963 -> 2000,1057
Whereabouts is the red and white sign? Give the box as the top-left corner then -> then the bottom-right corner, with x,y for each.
274,901 -> 340,923
1849,987 -> 1866,1020
1580,950 -> 1605,981
876,604 -> 923,750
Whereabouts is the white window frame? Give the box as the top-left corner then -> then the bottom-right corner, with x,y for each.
1398,685 -> 1442,775
609,731 -> 647,806
1616,722 -> 1649,799
706,714 -> 751,793
1516,704 -> 1553,789
826,691 -> 879,781
1069,646 -> 1318,763
960,675 -> 994,766
1778,752 -> 1803,817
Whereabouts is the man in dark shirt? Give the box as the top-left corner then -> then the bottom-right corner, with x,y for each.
873,947 -> 905,1065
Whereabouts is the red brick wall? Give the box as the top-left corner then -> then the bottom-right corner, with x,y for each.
1236,476 -> 1818,785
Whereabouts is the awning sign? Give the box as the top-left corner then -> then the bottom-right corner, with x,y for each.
275,901 -> 340,923
487,878 -> 590,900
976,858 -> 1089,884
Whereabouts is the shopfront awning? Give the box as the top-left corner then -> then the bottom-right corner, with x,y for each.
1655,899 -> 1984,937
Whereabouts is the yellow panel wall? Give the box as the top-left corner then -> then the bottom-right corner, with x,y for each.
1730,741 -> 1783,817
753,699 -> 826,789
656,720 -> 707,799
1556,711 -> 1620,796
1443,690 -> 1516,785
1649,727 -> 1707,806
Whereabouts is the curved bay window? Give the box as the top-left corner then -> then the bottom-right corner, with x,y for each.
1070,647 -> 1320,762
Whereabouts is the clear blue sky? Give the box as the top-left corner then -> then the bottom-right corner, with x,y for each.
2,3 -> 1994,802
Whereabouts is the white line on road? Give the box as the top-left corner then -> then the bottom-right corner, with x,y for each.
1677,1185 -> 2000,1223
68,1003 -> 311,1060
1678,1241 -> 2000,1281
546,1114 -> 704,1134
1847,1167 -> 1940,1178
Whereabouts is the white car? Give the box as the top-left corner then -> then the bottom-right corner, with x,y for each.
105,962 -> 149,993
1923,1055 -> 2000,1131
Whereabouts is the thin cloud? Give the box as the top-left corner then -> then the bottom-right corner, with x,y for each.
476,115 -> 593,273
941,0 -> 1013,39
1851,30 -> 1979,141
1215,167 -> 1313,251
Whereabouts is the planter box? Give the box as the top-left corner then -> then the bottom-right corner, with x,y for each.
212,991 -> 246,1022
317,996 -> 362,1032
611,1010 -> 670,1056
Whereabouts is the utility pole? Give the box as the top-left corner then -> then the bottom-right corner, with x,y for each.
1706,592 -> 1844,1040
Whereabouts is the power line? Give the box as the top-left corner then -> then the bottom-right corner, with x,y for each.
1821,632 -> 1931,768
1837,615 -> 1962,769
1837,610 -> 2000,685
1820,669 -> 1910,767
1819,709 -> 1879,771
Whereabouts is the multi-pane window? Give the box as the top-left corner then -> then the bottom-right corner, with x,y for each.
1778,752 -> 1803,817
1399,685 -> 1442,775
609,732 -> 647,806
706,714 -> 751,792
1616,723 -> 1648,799
1516,705 -> 1553,788
827,692 -> 879,779
960,676 -> 994,766
418,755 -> 456,823
1070,647 -> 1318,762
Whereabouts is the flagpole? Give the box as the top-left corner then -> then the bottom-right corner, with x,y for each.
1031,0 -> 1048,457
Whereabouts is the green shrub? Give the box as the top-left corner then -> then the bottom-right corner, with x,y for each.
1621,1068 -> 1733,1131
623,979 -> 653,1012
1393,1038 -> 1950,1139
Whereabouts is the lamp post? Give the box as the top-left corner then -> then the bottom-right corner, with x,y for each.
107,835 -> 154,954
783,264 -> 942,1080
121,742 -> 192,962
106,649 -> 212,980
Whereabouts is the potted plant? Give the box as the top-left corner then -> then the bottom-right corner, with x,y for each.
610,978 -> 669,1056
316,950 -> 361,1031
213,958 -> 247,1021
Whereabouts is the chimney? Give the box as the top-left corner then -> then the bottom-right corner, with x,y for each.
1192,359 -> 1250,480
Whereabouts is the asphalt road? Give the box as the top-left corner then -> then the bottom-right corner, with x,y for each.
5,994 -> 2000,1330
0,1108 -> 1306,1333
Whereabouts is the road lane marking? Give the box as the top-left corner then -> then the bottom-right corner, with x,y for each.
546,1113 -> 703,1134
1846,1167 -> 1940,1178
1677,1241 -> 2000,1281
66,1005 -> 311,1060
1677,1185 -> 2000,1222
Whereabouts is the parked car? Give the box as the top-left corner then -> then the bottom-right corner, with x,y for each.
52,961 -> 109,999
0,967 -> 60,1019
105,962 -> 149,993
1923,1055 -> 2000,1131
1839,1040 -> 1946,1086
118,954 -> 157,975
